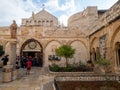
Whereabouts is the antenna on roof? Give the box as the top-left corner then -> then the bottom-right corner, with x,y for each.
42,4 -> 45,10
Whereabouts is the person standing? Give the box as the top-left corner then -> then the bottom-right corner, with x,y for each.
26,56 -> 32,75
15,56 -> 20,69
2,55 -> 9,66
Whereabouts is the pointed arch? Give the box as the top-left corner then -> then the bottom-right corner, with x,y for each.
110,26 -> 120,48
90,37 -> 99,49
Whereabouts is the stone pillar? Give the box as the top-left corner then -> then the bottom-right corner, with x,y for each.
3,62 -> 13,82
9,39 -> 17,68
91,48 -> 96,61
3,39 -> 17,82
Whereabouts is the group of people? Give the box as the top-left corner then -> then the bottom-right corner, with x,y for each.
1,21 -> 32,75
19,56 -> 40,68
1,55 -> 37,75
16,56 -> 32,75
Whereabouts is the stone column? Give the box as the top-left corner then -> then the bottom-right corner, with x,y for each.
9,39 -> 17,68
3,39 -> 17,82
91,48 -> 96,61
3,19 -> 18,82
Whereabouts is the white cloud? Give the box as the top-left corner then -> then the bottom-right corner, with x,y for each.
60,0 -> 76,26
58,0 -> 75,11
101,0 -> 117,9
59,15 -> 69,26
45,0 -> 59,12
0,0 -> 35,26
0,0 -> 77,26
45,0 -> 76,12
44,0 -> 76,26
0,0 -> 118,26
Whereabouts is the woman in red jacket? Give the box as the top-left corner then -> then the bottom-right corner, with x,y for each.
26,56 -> 32,75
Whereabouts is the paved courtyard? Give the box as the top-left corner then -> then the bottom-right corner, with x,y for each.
0,67 -> 54,90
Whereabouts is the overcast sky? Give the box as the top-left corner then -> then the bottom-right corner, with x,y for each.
0,0 -> 118,26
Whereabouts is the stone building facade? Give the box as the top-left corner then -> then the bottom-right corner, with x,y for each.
89,0 -> 120,72
0,1 -> 120,72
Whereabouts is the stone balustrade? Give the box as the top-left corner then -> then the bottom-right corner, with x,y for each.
55,74 -> 120,82
50,71 -> 94,76
49,66 -> 120,82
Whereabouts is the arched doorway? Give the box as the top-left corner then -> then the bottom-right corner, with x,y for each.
115,42 -> 120,67
20,39 -> 43,67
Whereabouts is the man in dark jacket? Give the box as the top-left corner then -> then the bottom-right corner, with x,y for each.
2,55 -> 9,66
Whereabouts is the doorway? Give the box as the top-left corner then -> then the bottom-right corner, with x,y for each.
20,39 -> 43,67
23,51 -> 43,67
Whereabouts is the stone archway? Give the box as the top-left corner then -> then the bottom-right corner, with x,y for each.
110,26 -> 120,48
115,42 -> 120,67
110,26 -> 120,69
90,37 -> 99,50
20,39 -> 43,67
90,37 -> 99,61
44,40 -> 61,67
70,40 -> 88,64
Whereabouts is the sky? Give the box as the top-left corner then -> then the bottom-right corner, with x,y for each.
0,0 -> 118,26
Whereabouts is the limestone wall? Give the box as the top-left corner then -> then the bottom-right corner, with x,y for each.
68,6 -> 98,32
89,1 -> 120,72
89,19 -> 120,72
89,0 -> 120,35
21,9 -> 58,27
0,6 -> 100,67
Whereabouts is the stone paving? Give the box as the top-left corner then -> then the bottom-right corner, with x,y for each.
0,67 -> 55,90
